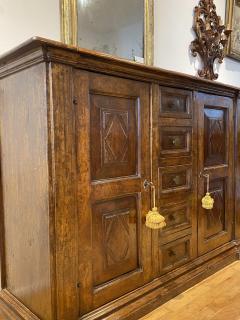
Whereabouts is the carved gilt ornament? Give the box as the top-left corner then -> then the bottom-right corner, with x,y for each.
191,0 -> 232,80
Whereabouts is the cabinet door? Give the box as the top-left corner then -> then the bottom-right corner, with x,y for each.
197,93 -> 234,255
74,71 -> 152,315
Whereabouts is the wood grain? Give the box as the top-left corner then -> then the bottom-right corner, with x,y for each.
141,261 -> 240,320
0,38 -> 239,320
0,64 -> 52,319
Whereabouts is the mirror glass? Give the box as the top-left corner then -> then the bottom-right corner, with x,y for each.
77,0 -> 144,61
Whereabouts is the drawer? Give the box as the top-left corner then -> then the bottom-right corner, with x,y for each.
160,235 -> 192,273
159,165 -> 192,194
161,201 -> 191,234
160,126 -> 192,158
160,87 -> 192,118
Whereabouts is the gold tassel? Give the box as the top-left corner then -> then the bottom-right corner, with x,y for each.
201,173 -> 214,210
146,207 -> 166,230
202,192 -> 214,210
145,181 -> 166,230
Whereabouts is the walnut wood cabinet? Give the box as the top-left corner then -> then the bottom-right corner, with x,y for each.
0,38 -> 239,320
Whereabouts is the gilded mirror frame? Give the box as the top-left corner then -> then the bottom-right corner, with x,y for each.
60,0 -> 154,65
225,0 -> 240,60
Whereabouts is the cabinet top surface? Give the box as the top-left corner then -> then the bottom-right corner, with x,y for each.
0,37 -> 239,95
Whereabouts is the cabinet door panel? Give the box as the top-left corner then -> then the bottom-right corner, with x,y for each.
74,71 -> 152,315
197,93 -> 234,255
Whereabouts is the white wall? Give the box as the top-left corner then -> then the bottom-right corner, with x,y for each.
154,0 -> 240,87
0,0 -> 239,87
0,0 -> 60,56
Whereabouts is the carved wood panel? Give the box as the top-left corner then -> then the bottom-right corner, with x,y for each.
204,108 -> 227,167
93,196 -> 138,287
204,178 -> 226,240
90,94 -> 138,181
197,93 -> 233,256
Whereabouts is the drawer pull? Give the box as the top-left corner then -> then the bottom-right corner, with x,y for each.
169,99 -> 180,110
168,249 -> 176,257
171,137 -> 181,147
168,214 -> 175,221
172,175 -> 181,185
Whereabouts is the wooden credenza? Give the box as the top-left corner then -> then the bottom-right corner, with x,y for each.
0,38 -> 239,320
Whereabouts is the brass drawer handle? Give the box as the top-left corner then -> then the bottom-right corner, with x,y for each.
171,137 -> 180,147
168,249 -> 176,257
169,99 -> 180,110
168,214 -> 175,221
172,175 -> 181,185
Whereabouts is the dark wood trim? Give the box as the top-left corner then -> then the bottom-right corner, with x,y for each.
235,96 -> 240,240
0,290 -> 40,320
0,246 -> 237,320
80,242 -> 238,320
0,37 -> 239,97
46,61 -> 57,320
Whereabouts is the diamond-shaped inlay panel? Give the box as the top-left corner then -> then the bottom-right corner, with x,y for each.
204,108 -> 226,167
104,210 -> 130,266
205,178 -> 226,240
90,94 -> 138,180
103,112 -> 128,164
92,196 -> 139,287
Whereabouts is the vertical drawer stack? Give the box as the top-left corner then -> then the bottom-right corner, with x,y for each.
157,87 -> 197,274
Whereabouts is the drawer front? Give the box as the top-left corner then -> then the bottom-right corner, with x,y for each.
161,201 -> 191,233
160,87 -> 192,118
160,126 -> 192,157
160,236 -> 192,273
159,166 -> 192,194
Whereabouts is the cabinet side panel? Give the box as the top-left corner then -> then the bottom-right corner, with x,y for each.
0,64 -> 52,319
236,98 -> 240,241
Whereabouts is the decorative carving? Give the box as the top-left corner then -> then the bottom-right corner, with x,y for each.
206,183 -> 225,236
209,119 -> 224,154
103,210 -> 130,267
191,0 -> 232,80
204,108 -> 226,166
103,110 -> 128,165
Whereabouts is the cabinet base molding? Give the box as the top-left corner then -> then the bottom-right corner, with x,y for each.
0,290 -> 40,320
0,243 -> 238,320
80,243 -> 238,320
